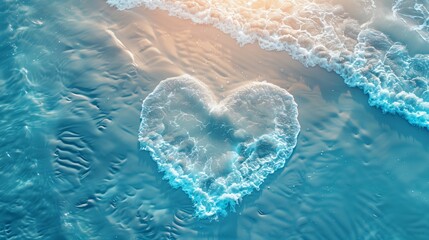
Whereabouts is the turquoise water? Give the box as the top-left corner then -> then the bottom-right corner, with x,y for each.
139,75 -> 300,218
1,0 -> 429,239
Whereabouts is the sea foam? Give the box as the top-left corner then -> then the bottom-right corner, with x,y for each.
393,0 -> 429,42
139,75 -> 300,218
108,0 -> 429,129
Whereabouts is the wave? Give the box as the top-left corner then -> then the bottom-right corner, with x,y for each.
139,75 -> 300,218
108,0 -> 429,129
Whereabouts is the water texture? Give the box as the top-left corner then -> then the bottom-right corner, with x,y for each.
139,75 -> 299,218
393,0 -> 429,42
108,0 -> 429,129
1,0 -> 429,239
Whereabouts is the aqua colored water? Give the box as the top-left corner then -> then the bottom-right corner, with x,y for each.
1,0 -> 429,239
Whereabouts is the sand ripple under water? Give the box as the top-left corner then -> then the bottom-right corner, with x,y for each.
1,0 -> 429,239
109,0 -> 429,129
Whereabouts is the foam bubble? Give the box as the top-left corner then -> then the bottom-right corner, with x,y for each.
393,0 -> 429,42
139,75 -> 300,218
108,0 -> 429,129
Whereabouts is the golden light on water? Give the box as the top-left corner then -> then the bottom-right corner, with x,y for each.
211,0 -> 295,11
245,0 -> 286,8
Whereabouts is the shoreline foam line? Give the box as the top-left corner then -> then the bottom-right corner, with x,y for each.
108,0 -> 429,129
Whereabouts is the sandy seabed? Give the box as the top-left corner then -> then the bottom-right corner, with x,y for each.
2,0 -> 429,239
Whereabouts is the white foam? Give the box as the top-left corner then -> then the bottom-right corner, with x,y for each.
108,0 -> 429,128
139,75 -> 300,218
393,0 -> 429,42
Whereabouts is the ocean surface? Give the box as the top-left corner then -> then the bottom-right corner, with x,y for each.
1,0 -> 429,239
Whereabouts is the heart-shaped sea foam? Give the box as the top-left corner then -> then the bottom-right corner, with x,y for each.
139,75 -> 300,218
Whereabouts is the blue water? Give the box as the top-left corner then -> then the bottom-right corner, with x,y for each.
108,0 -> 429,129
1,0 -> 429,239
139,75 -> 300,218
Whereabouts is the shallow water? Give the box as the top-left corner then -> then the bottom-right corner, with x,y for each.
1,0 -> 429,239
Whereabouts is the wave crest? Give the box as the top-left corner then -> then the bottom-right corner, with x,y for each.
108,0 -> 429,129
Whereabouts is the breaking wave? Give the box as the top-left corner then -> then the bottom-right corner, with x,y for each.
108,0 -> 429,129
